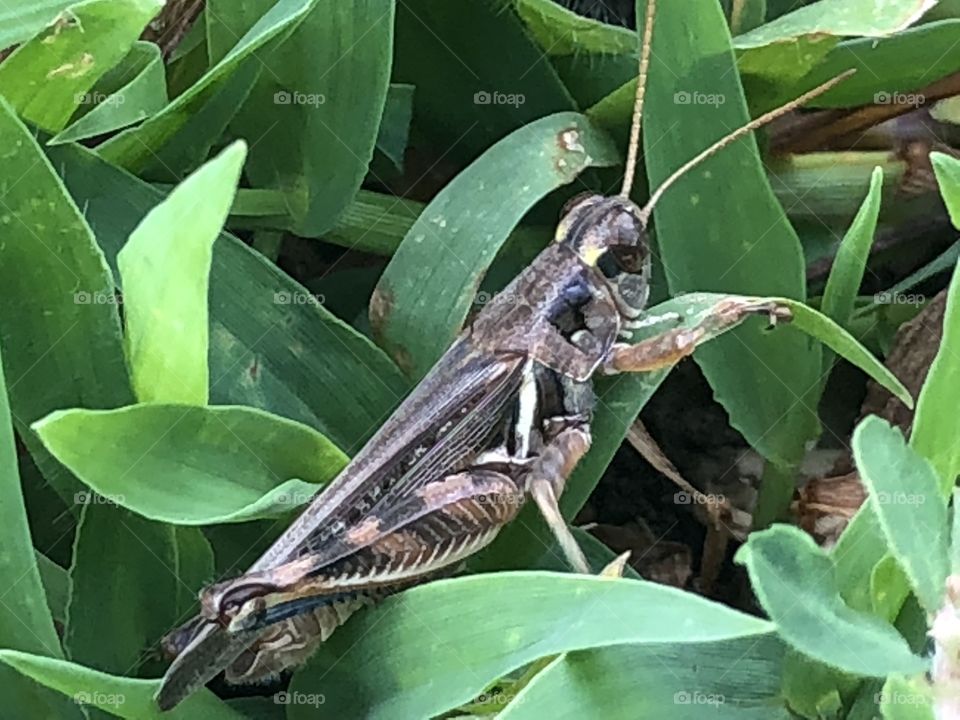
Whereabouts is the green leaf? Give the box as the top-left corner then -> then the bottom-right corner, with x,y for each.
0,1 -> 77,48
289,572 -> 773,719
854,417 -> 949,614
952,489 -> 960,575
933,152 -> 960,228
318,189 -> 424,255
376,83 -> 414,171
767,20 -> 960,111
641,0 -> 819,467
515,0 -> 636,56
0,0 -> 163,132
371,112 -> 619,378
833,262 -> 960,623
879,675 -> 935,720
98,0 -> 313,173
911,261 -> 960,492
778,298 -> 912,408
734,0 -> 935,80
33,405 -> 347,525
735,525 -> 928,677
0,342 -> 80,719
820,167 -> 884,374
118,141 -> 247,405
228,0 -> 395,236
50,41 -> 168,145
47,143 -> 408,450
0,97 -> 132,502
35,552 -> 69,626
0,650 -> 244,720
394,0 -> 575,164
64,505 -> 179,673
498,635 -> 788,720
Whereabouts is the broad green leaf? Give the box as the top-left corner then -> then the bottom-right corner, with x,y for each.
0,1 -> 77,48
98,0 -> 313,173
118,141 -> 247,405
735,525 -> 927,677
50,41 -> 168,145
933,152 -> 960,230
854,417 -> 949,614
0,0 -> 163,132
0,343 -> 80,719
371,112 -> 619,377
820,167 -> 883,374
394,0 -> 575,164
35,552 -> 69,625
879,675 -> 935,720
64,505 -> 183,673
320,190 -> 424,255
734,0 -> 935,80
228,0 -> 395,236
47,143 -> 408,450
641,0 -> 819,467
33,405 -> 347,525
289,572 -> 773,720
499,634 -> 788,720
0,97 -> 131,502
0,650 -> 244,720
205,0 -> 274,64
764,20 -> 960,109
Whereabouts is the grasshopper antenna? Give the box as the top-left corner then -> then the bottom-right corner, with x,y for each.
619,0 -> 657,199
637,69 -> 856,225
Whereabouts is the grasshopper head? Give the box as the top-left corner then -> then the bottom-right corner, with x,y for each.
556,193 -> 652,317
201,576 -> 273,627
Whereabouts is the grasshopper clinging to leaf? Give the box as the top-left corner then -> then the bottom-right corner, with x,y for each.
156,0 -> 853,709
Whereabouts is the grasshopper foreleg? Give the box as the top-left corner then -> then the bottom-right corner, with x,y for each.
603,299 -> 790,374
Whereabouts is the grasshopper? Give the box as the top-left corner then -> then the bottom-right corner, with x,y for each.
156,0 -> 852,709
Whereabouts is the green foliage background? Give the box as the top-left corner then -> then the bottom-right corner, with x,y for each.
0,1 -> 958,719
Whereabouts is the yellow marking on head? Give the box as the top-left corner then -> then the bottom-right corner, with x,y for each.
580,244 -> 605,266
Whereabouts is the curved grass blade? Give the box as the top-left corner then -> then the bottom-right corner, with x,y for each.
50,41 -> 169,145
118,141 -> 247,405
289,572 -> 772,719
371,111 -> 619,378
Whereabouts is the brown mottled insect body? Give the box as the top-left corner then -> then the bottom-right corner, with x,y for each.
156,0 -> 854,708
